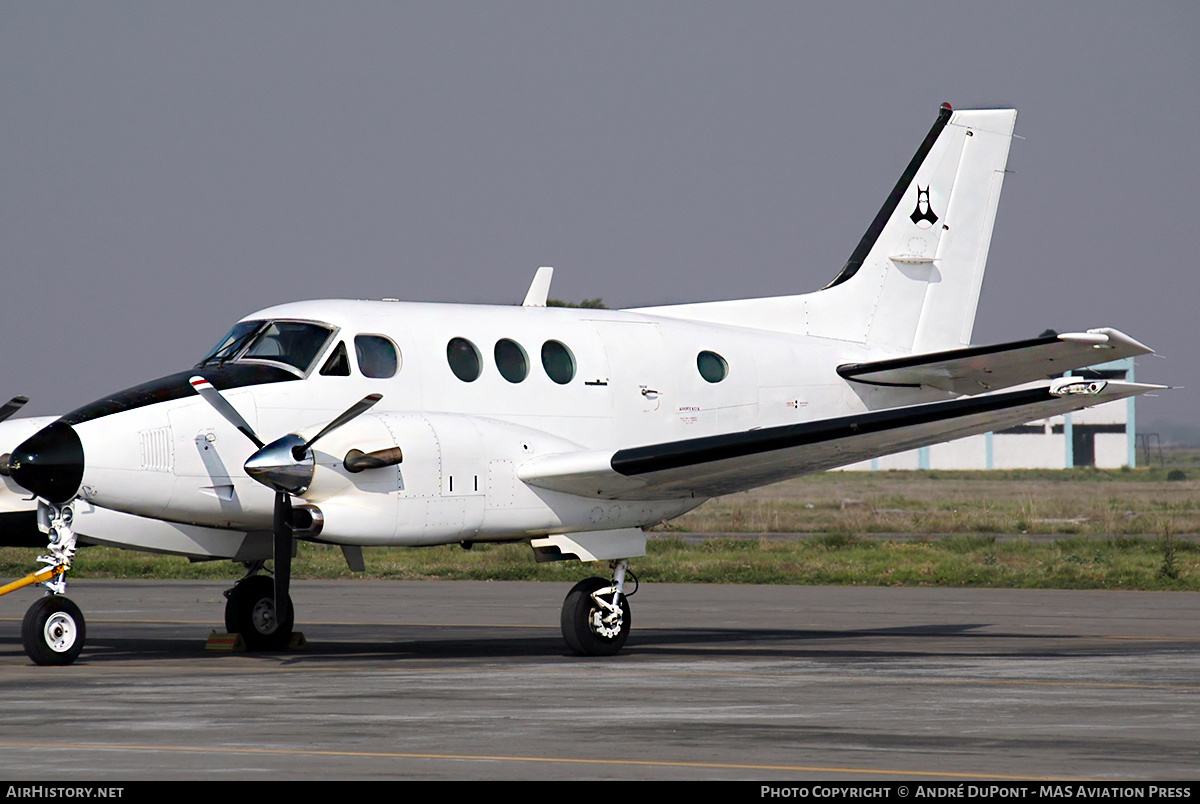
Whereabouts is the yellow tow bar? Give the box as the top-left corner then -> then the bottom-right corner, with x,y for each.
0,564 -> 68,598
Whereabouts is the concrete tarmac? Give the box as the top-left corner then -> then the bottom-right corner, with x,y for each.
0,579 -> 1198,781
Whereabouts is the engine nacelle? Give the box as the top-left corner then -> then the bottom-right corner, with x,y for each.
299,412 -> 696,546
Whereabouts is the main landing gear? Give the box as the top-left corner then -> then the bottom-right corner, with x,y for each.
224,571 -> 294,652
560,559 -> 634,656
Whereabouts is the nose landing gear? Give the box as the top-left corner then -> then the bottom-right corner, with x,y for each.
22,594 -> 85,666
0,501 -> 86,665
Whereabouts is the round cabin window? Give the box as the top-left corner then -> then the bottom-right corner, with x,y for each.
697,350 -> 728,383
541,340 -> 576,385
447,337 -> 483,382
494,338 -> 529,383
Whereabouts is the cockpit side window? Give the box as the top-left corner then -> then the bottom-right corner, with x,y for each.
355,335 -> 399,379
241,321 -> 335,374
320,341 -> 351,376
197,320 -> 266,366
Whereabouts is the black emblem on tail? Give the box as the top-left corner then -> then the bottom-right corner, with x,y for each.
910,186 -> 938,228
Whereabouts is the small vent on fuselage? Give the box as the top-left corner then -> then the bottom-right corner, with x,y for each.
139,427 -> 173,472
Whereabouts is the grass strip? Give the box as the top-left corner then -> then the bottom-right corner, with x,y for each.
1,533 -> 1197,591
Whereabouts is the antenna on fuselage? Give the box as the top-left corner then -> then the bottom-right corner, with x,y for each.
522,266 -> 554,307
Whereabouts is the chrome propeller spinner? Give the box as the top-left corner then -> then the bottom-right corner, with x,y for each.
243,434 -> 313,495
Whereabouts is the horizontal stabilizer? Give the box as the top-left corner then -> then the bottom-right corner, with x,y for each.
520,380 -> 1160,501
837,328 -> 1151,395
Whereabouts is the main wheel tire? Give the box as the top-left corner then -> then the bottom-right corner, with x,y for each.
22,595 -> 86,666
224,575 -> 294,651
561,576 -> 631,656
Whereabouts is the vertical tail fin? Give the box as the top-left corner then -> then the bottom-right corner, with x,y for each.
825,103 -> 957,291
821,105 -> 1018,352
630,105 -> 1018,354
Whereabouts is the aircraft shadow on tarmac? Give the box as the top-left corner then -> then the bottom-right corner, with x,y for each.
1,620 -> 1132,666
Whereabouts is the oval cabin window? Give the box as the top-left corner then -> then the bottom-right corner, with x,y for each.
541,340 -> 576,385
697,350 -> 728,383
494,338 -> 529,383
447,337 -> 483,382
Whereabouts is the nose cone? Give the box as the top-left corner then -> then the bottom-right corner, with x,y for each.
9,421 -> 84,504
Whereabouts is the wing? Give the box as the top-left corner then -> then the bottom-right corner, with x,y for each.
519,379 -> 1160,501
837,328 -> 1150,395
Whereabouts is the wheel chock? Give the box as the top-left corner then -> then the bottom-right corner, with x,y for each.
206,631 -> 246,652
205,631 -> 306,652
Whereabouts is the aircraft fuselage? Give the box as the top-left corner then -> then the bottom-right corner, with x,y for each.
45,299 -> 941,547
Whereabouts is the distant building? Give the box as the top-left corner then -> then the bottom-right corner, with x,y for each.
840,357 -> 1137,470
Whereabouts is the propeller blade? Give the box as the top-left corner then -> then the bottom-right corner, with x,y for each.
243,394 -> 384,494
301,394 -> 383,454
0,397 -> 28,475
273,490 -> 292,617
189,376 -> 264,448
0,396 -> 29,424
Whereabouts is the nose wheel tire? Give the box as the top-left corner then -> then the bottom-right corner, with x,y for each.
561,576 -> 631,656
225,575 -> 294,652
22,595 -> 86,666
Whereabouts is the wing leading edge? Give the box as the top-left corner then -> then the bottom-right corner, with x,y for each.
519,379 -> 1161,501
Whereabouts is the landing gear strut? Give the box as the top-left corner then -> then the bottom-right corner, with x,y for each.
560,559 -> 633,656
4,501 -> 87,666
224,573 -> 294,651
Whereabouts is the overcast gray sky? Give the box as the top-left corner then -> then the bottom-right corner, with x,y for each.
2,2 -> 1196,434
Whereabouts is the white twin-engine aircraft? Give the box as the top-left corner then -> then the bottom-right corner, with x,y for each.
0,105 -> 1162,665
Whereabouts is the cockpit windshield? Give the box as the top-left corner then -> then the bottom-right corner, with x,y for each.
196,320 -> 335,374
241,322 -> 335,372
198,321 -> 266,366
